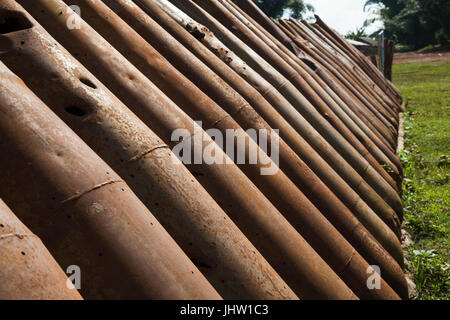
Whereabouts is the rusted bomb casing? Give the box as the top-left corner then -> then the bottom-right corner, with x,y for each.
291,19 -> 399,116
224,0 -> 398,153
65,0 -> 358,300
229,0 -> 401,130
308,21 -> 400,113
231,7 -> 404,181
31,0 -> 397,298
288,20 -> 402,168
312,64 -> 398,149
134,0 -> 404,262
3,1 -> 298,300
281,20 -> 399,132
299,22 -> 400,123
313,17 -> 402,106
279,43 -> 403,179
194,0 -> 402,187
288,20 -> 400,126
69,0 -> 405,300
127,0 -> 407,294
223,0 -> 400,162
312,54 -> 399,139
13,0 -> 359,300
278,20 -> 401,153
198,0 -> 403,190
148,0 -> 403,237
232,0 -> 301,55
278,20 -> 399,132
0,199 -> 83,300
180,0 -> 405,296
167,0 -> 404,219
0,61 -> 220,300
216,0 -> 404,249
278,47 -> 402,169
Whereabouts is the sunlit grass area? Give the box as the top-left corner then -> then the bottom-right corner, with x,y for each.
393,60 -> 450,299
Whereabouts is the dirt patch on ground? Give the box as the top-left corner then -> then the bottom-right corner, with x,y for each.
394,51 -> 450,64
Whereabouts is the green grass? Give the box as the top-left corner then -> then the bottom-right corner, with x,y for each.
393,60 -> 450,300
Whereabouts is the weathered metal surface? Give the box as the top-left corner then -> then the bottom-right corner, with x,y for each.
278,19 -> 399,133
218,0 -> 405,261
19,0 -> 396,299
194,0 -> 402,191
287,19 -> 400,131
232,0 -> 301,55
0,60 -> 220,300
9,0 -> 365,301
200,0 -> 403,236
149,0 -> 403,238
130,0 -> 408,298
8,0 -> 360,299
0,0 -> 408,300
295,20 -> 400,123
282,19 -> 403,188
3,0 -> 300,300
89,0 -> 405,299
313,16 -> 402,107
166,0 -> 404,221
137,0 -> 402,256
0,199 -> 83,300
232,0 -> 402,139
223,0 -> 400,167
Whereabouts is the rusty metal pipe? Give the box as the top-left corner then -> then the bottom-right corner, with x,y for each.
112,0 -> 406,293
196,0 -> 402,187
311,20 -> 402,105
223,0 -> 397,151
308,22 -> 400,113
0,199 -> 83,300
218,0 -> 404,229
313,65 -> 398,149
134,0 -> 405,261
3,0 -> 302,300
292,20 -> 400,122
0,60 -> 220,300
149,0 -> 403,234
164,0 -> 404,221
232,0 -> 301,55
282,20 -> 399,128
33,0 -> 403,299
184,0 -> 401,193
280,19 -> 398,126
275,19 -> 400,149
302,20 -> 399,113
293,19 -> 399,116
222,0 -> 398,154
295,20 -> 400,117
14,0 -> 361,300
229,0 -> 400,141
313,17 -> 402,106
307,63 -> 402,171
123,0 -> 408,298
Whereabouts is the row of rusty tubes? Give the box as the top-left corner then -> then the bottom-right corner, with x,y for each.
0,0 -> 406,300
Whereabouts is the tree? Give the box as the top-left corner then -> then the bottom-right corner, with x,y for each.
253,0 -> 315,20
364,0 -> 450,49
345,27 -> 369,40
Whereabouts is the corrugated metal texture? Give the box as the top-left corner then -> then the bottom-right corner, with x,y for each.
0,0 -> 406,299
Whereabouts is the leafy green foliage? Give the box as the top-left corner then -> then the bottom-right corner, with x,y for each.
366,0 -> 450,49
252,0 -> 314,19
393,60 -> 450,299
345,26 -> 369,40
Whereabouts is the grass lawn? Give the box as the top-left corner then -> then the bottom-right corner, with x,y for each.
393,60 -> 450,299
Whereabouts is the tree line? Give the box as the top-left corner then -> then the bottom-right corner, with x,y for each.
251,0 -> 449,50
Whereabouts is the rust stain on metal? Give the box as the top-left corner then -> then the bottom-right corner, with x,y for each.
0,0 -> 408,300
